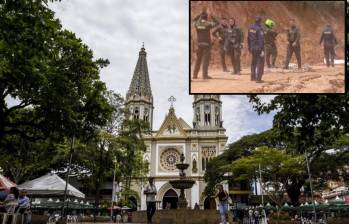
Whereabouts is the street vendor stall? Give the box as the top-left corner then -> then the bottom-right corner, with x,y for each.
17,173 -> 84,198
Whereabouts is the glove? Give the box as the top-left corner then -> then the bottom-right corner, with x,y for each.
260,51 -> 265,57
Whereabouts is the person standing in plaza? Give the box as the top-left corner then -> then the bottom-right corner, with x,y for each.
144,177 -> 157,224
19,190 -> 31,224
214,184 -> 229,224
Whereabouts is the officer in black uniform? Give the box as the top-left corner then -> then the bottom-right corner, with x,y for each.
213,17 -> 229,72
248,16 -> 265,83
225,18 -> 244,75
320,24 -> 337,67
264,19 -> 278,68
192,10 -> 219,79
284,19 -> 301,69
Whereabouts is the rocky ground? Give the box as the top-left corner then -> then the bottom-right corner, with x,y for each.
190,64 -> 345,93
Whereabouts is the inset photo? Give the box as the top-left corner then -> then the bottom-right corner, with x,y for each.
190,1 -> 345,94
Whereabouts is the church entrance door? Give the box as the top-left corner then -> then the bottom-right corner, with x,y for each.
162,189 -> 178,209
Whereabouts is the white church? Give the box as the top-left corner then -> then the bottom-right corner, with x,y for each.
125,46 -> 228,210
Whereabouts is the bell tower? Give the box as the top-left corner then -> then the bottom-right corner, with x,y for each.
126,44 -> 154,130
192,95 -> 223,129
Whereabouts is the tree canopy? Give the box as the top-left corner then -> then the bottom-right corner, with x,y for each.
226,146 -> 305,208
205,95 -> 349,206
0,0 -> 112,147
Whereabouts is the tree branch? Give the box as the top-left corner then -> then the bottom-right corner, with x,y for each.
4,128 -> 46,142
5,101 -> 31,115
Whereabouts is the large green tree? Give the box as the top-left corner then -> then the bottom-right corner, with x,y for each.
0,0 -> 114,183
0,0 -> 112,146
248,95 -> 349,205
226,146 -> 305,217
204,128 -> 282,195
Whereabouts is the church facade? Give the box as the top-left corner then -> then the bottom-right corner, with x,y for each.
125,46 -> 228,210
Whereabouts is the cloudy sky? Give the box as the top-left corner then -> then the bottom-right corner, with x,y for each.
48,0 -> 274,143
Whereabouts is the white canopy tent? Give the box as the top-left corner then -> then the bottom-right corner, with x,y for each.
18,173 -> 85,198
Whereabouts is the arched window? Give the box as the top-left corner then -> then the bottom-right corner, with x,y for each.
134,107 -> 139,119
202,157 -> 206,171
143,108 -> 149,122
215,106 -> 220,126
196,107 -> 200,122
204,105 -> 210,126
192,159 -> 198,173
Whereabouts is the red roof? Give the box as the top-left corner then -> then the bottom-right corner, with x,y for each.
0,175 -> 16,191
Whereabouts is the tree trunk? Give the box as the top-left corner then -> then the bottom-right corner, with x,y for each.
0,94 -> 6,148
94,146 -> 104,223
286,179 -> 305,206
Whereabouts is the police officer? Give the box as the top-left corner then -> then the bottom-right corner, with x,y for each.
192,10 -> 219,79
320,24 -> 337,67
248,16 -> 265,83
264,19 -> 278,68
213,17 -> 229,72
284,19 -> 301,69
225,17 -> 244,75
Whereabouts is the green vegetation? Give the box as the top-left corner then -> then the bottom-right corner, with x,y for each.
0,0 -> 148,210
205,95 -> 349,206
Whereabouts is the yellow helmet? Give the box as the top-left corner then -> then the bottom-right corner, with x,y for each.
265,19 -> 275,29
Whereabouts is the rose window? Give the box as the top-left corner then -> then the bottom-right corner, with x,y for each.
160,148 -> 180,171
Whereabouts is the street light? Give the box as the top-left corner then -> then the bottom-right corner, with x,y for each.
111,156 -> 117,220
61,135 -> 75,223
295,129 -> 317,223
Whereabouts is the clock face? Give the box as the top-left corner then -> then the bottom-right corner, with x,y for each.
160,148 -> 180,171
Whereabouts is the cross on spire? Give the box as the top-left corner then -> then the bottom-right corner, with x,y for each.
168,96 -> 176,108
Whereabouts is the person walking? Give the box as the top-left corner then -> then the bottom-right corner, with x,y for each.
248,16 -> 265,83
284,18 -> 301,69
214,184 -> 229,224
213,17 -> 229,72
144,177 -> 157,224
192,9 -> 219,79
320,24 -> 337,67
18,190 -> 31,224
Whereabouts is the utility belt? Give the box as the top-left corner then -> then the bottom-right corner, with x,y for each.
288,41 -> 300,47
198,42 -> 211,47
265,42 -> 276,47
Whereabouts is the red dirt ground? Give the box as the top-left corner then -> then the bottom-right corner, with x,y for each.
190,1 -> 345,93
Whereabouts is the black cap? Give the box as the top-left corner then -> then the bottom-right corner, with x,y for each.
255,16 -> 262,23
201,11 -> 208,20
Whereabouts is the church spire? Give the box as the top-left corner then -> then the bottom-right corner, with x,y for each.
125,45 -> 154,130
126,44 -> 152,100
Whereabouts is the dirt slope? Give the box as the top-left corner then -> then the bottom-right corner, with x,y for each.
191,64 -> 345,93
190,1 -> 345,69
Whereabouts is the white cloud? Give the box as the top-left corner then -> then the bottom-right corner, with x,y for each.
48,0 -> 274,143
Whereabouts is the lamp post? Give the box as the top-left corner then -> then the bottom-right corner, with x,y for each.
61,135 -> 75,223
305,150 -> 317,223
296,130 -> 317,223
110,156 -> 117,220
259,163 -> 267,224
